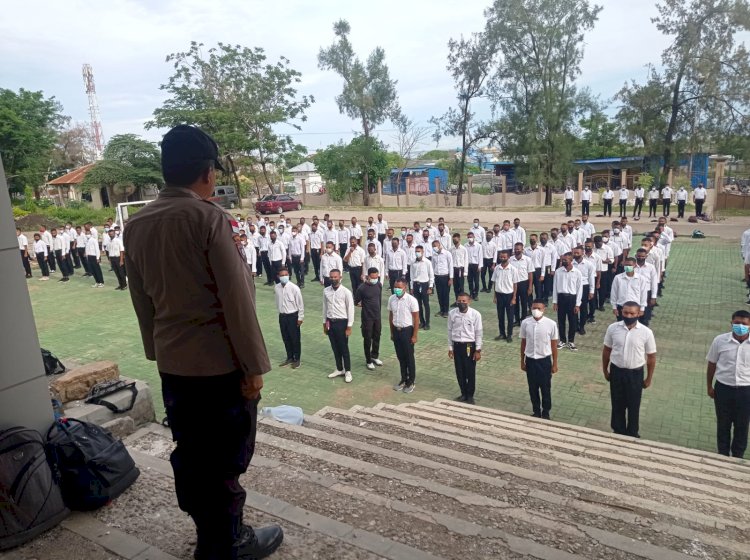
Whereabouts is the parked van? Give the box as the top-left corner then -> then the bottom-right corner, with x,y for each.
209,185 -> 239,209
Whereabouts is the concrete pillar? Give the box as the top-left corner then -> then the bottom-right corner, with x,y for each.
300,178 -> 307,206
621,169 -> 627,190
435,179 -> 441,207
376,179 -> 383,207
0,155 -> 54,433
667,168 -> 674,186
501,174 -> 507,207
711,157 -> 728,218
577,170 -> 584,204
466,176 -> 473,207
404,176 -> 411,207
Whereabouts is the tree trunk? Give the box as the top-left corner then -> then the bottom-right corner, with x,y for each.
361,120 -> 371,207
662,68 -> 685,179
260,162 -> 276,194
455,102 -> 470,207
226,155 -> 243,209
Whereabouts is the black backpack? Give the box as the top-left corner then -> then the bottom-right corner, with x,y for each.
46,418 -> 140,511
0,427 -> 69,551
41,349 -> 65,376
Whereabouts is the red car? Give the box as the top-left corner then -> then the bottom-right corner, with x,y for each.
254,194 -> 303,214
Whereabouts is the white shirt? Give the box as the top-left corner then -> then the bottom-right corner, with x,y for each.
410,258 -> 434,288
51,235 -> 65,252
572,258 -> 595,292
85,236 -> 100,258
558,233 -> 575,253
602,190 -> 614,200
572,227 -> 587,246
581,188 -> 592,201
323,227 -> 338,245
323,285 -> 354,326
520,316 -> 559,359
512,226 -> 526,247
33,239 -> 47,256
375,220 -> 388,235
694,187 -> 707,200
447,307 -> 483,350
17,234 -> 28,250
257,234 -> 270,251
289,236 -> 306,257
364,238 -> 382,257
275,281 -> 304,320
509,254 -> 534,280
676,188 -> 688,201
552,267 -> 583,307
61,231 -> 71,254
466,242 -> 483,266
540,243 -> 558,270
635,262 -> 659,296
309,230 -> 325,251
449,245 -> 469,273
661,186 -> 672,199
610,272 -> 648,310
584,253 -> 602,278
345,245 -> 366,268
491,263 -> 520,294
564,189 -> 574,200
364,254 -> 385,282
41,230 -> 53,246
388,293 -> 419,328
619,188 -> 629,201
634,187 -> 645,199
320,252 -> 343,278
482,240 -> 498,260
348,224 -> 363,240
469,225 -> 486,242
76,232 -> 87,248
707,333 -> 750,387
337,228 -> 350,245
497,230 -> 516,251
268,240 -> 286,262
742,228 -> 750,258
244,242 -> 257,273
435,232 -> 451,250
432,250 -> 453,277
108,237 -> 125,258
387,248 -> 408,274
595,245 -> 614,271
604,321 -> 657,369
526,246 -> 544,269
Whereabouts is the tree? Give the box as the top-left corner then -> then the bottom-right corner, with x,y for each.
573,103 -> 628,159
318,19 -> 402,206
148,42 -> 314,200
485,0 -> 601,204
391,117 -> 430,205
314,137 -> 391,202
430,33 -> 497,206
51,124 -> 96,174
0,88 -> 67,195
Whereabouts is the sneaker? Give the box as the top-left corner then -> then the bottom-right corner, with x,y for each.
366,363 -> 376,371
278,359 -> 293,368
327,370 -> 344,378
97,283 -> 105,288
40,277 -> 49,281
403,384 -> 415,394
568,342 -> 578,351
344,371 -> 352,383
92,283 -> 99,288
494,335 -> 506,341
393,382 -> 405,391
423,324 -> 430,331
557,341 -> 566,349
372,359 -> 383,366
291,361 -> 301,369
506,336 -> 513,343
588,318 -> 597,325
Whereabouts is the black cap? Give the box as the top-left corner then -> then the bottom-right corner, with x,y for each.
161,125 -> 225,183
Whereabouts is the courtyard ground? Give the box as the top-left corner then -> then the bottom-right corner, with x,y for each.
28,216 -> 748,454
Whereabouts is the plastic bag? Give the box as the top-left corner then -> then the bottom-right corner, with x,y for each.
260,405 -> 304,426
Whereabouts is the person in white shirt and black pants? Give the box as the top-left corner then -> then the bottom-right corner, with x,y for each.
107,230 -> 127,290
276,268 -> 304,369
389,278 -> 420,393
410,247 -> 434,330
602,302 -> 657,438
521,300 -> 559,419
17,228 -> 32,278
324,269 -> 355,383
633,186 -> 644,218
492,250 -> 519,342
432,241 -> 454,317
553,253 -> 583,350
706,310 -> 750,458
448,293 -> 483,404
344,236 -> 366,293
32,233 -> 49,280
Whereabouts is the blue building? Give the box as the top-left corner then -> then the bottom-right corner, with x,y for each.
573,153 -> 710,188
386,165 -> 449,195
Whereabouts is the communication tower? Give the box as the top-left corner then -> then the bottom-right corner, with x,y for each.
82,64 -> 104,159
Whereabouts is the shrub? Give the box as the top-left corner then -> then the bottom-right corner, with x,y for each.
13,207 -> 29,218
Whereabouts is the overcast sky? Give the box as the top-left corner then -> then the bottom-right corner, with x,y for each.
2,0 -> 674,154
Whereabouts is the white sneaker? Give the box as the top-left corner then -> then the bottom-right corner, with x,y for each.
327,370 -> 344,378
366,363 -> 376,371
372,359 -> 384,366
344,371 -> 352,383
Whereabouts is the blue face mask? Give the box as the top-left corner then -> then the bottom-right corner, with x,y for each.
394,288 -> 404,297
732,324 -> 749,337
279,276 -> 290,285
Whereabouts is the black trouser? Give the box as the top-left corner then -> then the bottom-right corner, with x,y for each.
260,251 -> 272,280
587,286 -> 598,322
71,243 -> 81,268
271,260 -> 283,283
46,246 -> 56,271
54,250 -> 71,278
543,268 -> 553,302
279,312 -> 301,362
339,243 -> 348,269
533,268 -> 543,301
361,319 -> 381,364
639,291 -> 653,326
87,256 -> 104,284
556,293 -> 577,343
495,292 -> 514,338
161,370 -> 258,557
633,198 -> 643,217
327,318 -> 350,372
388,269 -> 400,292
648,199 -> 658,216
303,251 -> 310,275
453,341 -> 477,399
526,356 -> 552,417
714,382 -> 750,458
435,275 -> 450,314
603,199 -> 612,216
291,255 -> 304,285
515,280 -> 530,322
467,263 -> 480,298
619,200 -> 627,217
582,200 -> 590,215
481,258 -> 494,290
677,200 -> 686,218
695,199 -> 704,216
310,249 -> 321,279
413,281 -> 431,326
77,248 -> 90,274
565,199 -> 572,216
598,269 -> 610,308
609,365 -> 644,437
662,199 -> 670,216
110,257 -> 127,288
453,267 -> 465,299
20,250 -> 32,276
65,248 -> 75,273
36,252 -> 49,276
578,288 -> 591,327
349,266 -> 362,293
392,326 -> 416,386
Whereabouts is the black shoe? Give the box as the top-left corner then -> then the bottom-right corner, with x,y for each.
530,412 -> 542,418
455,395 -> 466,402
196,524 -> 284,560
115,286 -> 123,291
588,318 -> 596,325
465,398 -> 475,405
473,295 -> 479,301
291,361 -> 301,369
513,321 -> 520,327
419,322 -> 425,329
578,328 -> 586,335
278,359 -> 293,367
83,273 -> 92,277
542,414 -> 550,420
494,335 -> 506,341
435,312 -> 443,317
597,306 -> 605,311
506,336 -> 513,343
423,324 -> 430,330
25,274 -> 32,279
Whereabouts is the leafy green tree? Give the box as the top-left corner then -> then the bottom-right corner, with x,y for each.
0,88 -> 67,195
318,20 -> 402,206
574,105 -> 627,159
615,69 -> 672,154
314,137 -> 391,202
50,124 -> 96,175
420,149 -> 454,160
148,41 -> 313,198
485,0 -> 601,204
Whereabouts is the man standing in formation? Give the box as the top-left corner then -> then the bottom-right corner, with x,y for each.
388,278 -> 419,393
564,186 -> 574,217
355,267 -> 384,371
520,300 -> 559,419
553,253 -> 582,351
448,293 -> 483,404
632,183 -> 644,218
676,185 -> 688,218
324,269 -> 354,383
276,268 -> 304,369
618,185 -> 629,218
581,185 -> 591,216
17,228 -> 32,278
410,245 -> 434,330
661,184 -> 673,216
432,240 -> 453,318
107,229 -> 127,290
694,183 -> 707,217
492,250 -> 518,343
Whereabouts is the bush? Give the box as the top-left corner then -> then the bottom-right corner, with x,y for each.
44,205 -> 115,226
13,207 -> 29,218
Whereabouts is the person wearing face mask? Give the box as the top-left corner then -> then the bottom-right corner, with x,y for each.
344,236 -> 366,293
337,221 -> 350,270
633,248 -> 658,326
610,257 -> 648,320
418,229 -> 434,256
602,186 -> 614,217
609,223 -> 626,272
324,269 -> 355,383
602,301 -> 657,438
288,226 -> 307,288
633,184 -> 645,219
386,238 -> 408,293
450,233 -> 469,303
366,216 -> 376,238
512,218 -> 526,247
258,226 -> 273,284
572,247 -> 595,335
308,223 -> 324,282
520,300 -> 559,419
363,242 -> 385,284
693,183 -> 707,217
538,233 -> 558,303
376,213 -> 388,244
268,230 -> 287,284
324,220 -> 338,248
552,252 -> 582,351
364,230 -> 382,257
618,185 -> 629,218
676,185 -> 688,218
432,242 -> 454,318
85,229 -> 104,287
469,219 -> 485,243
564,185 -> 574,217
593,235 -> 614,310
492,250 -> 520,343
465,233 -> 483,301
410,246 -> 434,330
581,185 -> 592,216
448,293 -> 483,404
388,278 -> 420,393
435,224 -> 451,251
660,184 -> 673,216
648,185 -> 659,217
481,232 -> 498,293
275,268 -> 304,369
348,217 -> 362,246
320,241 -> 343,287
510,242 -> 534,323
583,242 -> 602,325
498,220 -> 515,252
355,267 -> 384,371
706,310 -> 750,458
239,234 -> 257,277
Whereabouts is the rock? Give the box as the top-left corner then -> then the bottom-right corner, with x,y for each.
49,361 -> 119,403
102,417 -> 136,439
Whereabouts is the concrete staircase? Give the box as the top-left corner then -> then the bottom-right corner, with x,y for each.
112,398 -> 749,560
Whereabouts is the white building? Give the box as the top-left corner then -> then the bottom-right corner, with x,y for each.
288,162 -> 324,194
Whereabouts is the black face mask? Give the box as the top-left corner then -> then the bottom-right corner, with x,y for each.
514,251 -> 522,257
636,258 -> 646,265
331,280 -> 340,288
540,239 -> 547,246
499,258 -> 508,264
623,316 -> 638,326
456,302 -> 468,312
585,248 -> 593,254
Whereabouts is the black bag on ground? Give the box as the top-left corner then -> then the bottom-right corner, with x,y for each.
46,418 -> 139,511
0,427 -> 69,551
41,349 -> 65,376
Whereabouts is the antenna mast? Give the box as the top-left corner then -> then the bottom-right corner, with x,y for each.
82,64 -> 104,159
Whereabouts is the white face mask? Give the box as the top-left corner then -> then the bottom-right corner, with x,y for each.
531,309 -> 544,319
326,248 -> 333,254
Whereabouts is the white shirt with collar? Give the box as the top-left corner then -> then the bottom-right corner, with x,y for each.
432,250 -> 454,277
375,220 -> 388,235
410,257 -> 434,288
491,263 -> 520,294
648,188 -> 660,200
268,240 -> 287,262
595,244 -> 614,271
694,186 -> 707,200
447,307 -> 483,350
257,234 -> 270,251
449,244 -> 469,273
581,188 -> 592,201
323,227 -> 338,245
572,258 -> 595,293
108,237 -> 125,258
244,242 -> 257,273
635,262 -> 659,296
435,232 -> 451,250
564,189 -> 574,200
466,242 -> 483,267
540,243 -> 559,270
520,316 -> 559,358
482,239 -> 498,260
17,233 -> 28,250
85,236 -> 100,258
323,285 -> 354,326
309,229 -> 325,251
610,272 -> 648,310
676,188 -> 688,201
604,321 -> 657,369
619,188 -> 629,201
348,224 -> 363,240
51,235 -> 65,252
572,227 -> 587,246
275,281 -> 304,320
634,187 -> 645,199
387,248 -> 408,274
41,230 -> 53,246
497,230 -> 516,251
345,245 -> 366,268
337,228 -> 350,245
388,293 -> 419,328
469,225 -> 486,242
509,254 -> 534,280
512,226 -> 526,247
320,252 -> 343,278
602,189 -> 614,200
661,186 -> 672,199
364,254 -> 385,282
552,266 -> 583,307
289,235 -> 306,257
33,239 -> 47,256
364,238 -> 382,257
707,333 -> 750,387
584,252 -> 602,277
